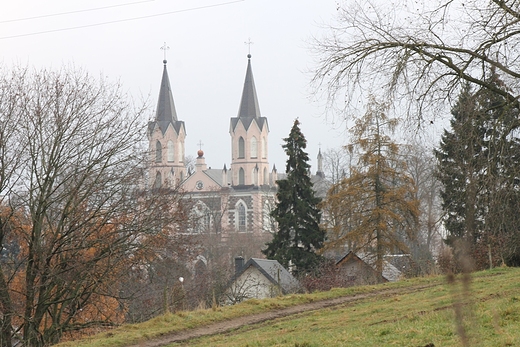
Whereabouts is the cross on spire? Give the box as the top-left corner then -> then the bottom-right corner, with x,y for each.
244,37 -> 254,56
197,140 -> 204,150
161,42 -> 170,63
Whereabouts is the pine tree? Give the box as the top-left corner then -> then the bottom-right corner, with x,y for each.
262,119 -> 325,274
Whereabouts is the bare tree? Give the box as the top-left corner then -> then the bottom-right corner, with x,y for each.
0,66 -> 189,346
312,0 -> 520,123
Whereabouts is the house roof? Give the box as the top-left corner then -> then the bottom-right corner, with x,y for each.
235,258 -> 300,294
336,251 -> 402,282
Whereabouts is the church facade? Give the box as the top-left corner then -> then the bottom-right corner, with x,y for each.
147,54 -> 279,235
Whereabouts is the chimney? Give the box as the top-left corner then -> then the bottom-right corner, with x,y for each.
234,256 -> 245,275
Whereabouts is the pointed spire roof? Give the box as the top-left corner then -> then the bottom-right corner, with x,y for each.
149,60 -> 184,135
230,54 -> 267,132
156,60 -> 178,120
238,54 -> 261,119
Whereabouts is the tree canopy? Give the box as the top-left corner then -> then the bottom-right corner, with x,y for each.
313,0 -> 520,124
0,66 -> 189,346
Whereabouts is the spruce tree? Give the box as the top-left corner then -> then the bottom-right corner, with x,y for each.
262,119 -> 325,274
435,73 -> 520,267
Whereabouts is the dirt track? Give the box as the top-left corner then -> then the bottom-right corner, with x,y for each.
127,283 -> 440,347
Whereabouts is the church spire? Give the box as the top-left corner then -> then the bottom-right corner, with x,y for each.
155,60 -> 178,124
237,54 -> 261,119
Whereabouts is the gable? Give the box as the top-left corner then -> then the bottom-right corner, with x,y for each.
182,170 -> 223,192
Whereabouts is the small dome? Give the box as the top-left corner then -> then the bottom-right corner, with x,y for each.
197,149 -> 204,157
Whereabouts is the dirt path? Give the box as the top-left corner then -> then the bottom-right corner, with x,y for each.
128,283 -> 440,347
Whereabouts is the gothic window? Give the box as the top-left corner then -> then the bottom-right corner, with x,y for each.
252,167 -> 258,185
167,141 -> 174,162
263,200 -> 274,232
262,137 -> 267,159
263,167 -> 268,185
236,201 -> 246,232
239,167 -> 245,185
179,142 -> 184,162
192,201 -> 212,234
251,137 -> 257,158
238,137 -> 245,159
155,141 -> 162,163
154,171 -> 162,189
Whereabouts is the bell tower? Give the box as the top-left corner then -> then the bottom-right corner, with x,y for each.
148,57 -> 186,188
229,54 -> 270,186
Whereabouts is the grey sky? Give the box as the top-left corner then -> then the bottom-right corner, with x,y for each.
1,0 -> 347,172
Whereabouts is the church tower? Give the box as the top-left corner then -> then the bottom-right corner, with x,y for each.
148,59 -> 187,188
229,54 -> 270,186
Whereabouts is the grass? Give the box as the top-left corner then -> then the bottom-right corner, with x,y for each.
56,267 -> 520,347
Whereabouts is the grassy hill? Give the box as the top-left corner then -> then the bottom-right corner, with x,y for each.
57,267 -> 520,347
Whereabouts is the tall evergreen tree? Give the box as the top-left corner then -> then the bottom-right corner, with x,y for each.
435,72 -> 520,267
262,119 -> 325,274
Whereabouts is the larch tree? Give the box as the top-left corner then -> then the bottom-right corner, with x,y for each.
322,96 -> 419,276
0,66 -> 190,347
262,119 -> 325,275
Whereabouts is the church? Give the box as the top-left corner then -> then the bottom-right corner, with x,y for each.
147,54 -> 282,236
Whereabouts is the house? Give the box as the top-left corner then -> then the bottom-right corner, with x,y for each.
225,257 -> 300,303
335,251 -> 401,286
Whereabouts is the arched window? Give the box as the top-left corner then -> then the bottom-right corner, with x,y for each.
167,141 -> 174,162
252,167 -> 258,186
251,137 -> 257,158
236,201 -> 246,232
262,137 -> 267,159
179,142 -> 184,162
239,167 -> 245,185
192,201 -> 212,234
263,200 -> 273,232
154,171 -> 162,189
238,137 -> 245,158
263,167 -> 268,185
155,141 -> 162,163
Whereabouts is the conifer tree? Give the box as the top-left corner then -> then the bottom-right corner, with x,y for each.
322,96 -> 419,275
262,119 -> 325,274
435,72 -> 520,267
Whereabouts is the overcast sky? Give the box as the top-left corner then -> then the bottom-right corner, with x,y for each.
1,0 -> 349,172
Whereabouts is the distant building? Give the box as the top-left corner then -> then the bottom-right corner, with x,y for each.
335,251 -> 402,286
225,257 -> 300,303
147,54 -> 327,236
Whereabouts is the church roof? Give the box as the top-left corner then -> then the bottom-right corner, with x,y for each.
149,60 -> 185,135
230,55 -> 268,132
238,54 -> 261,119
